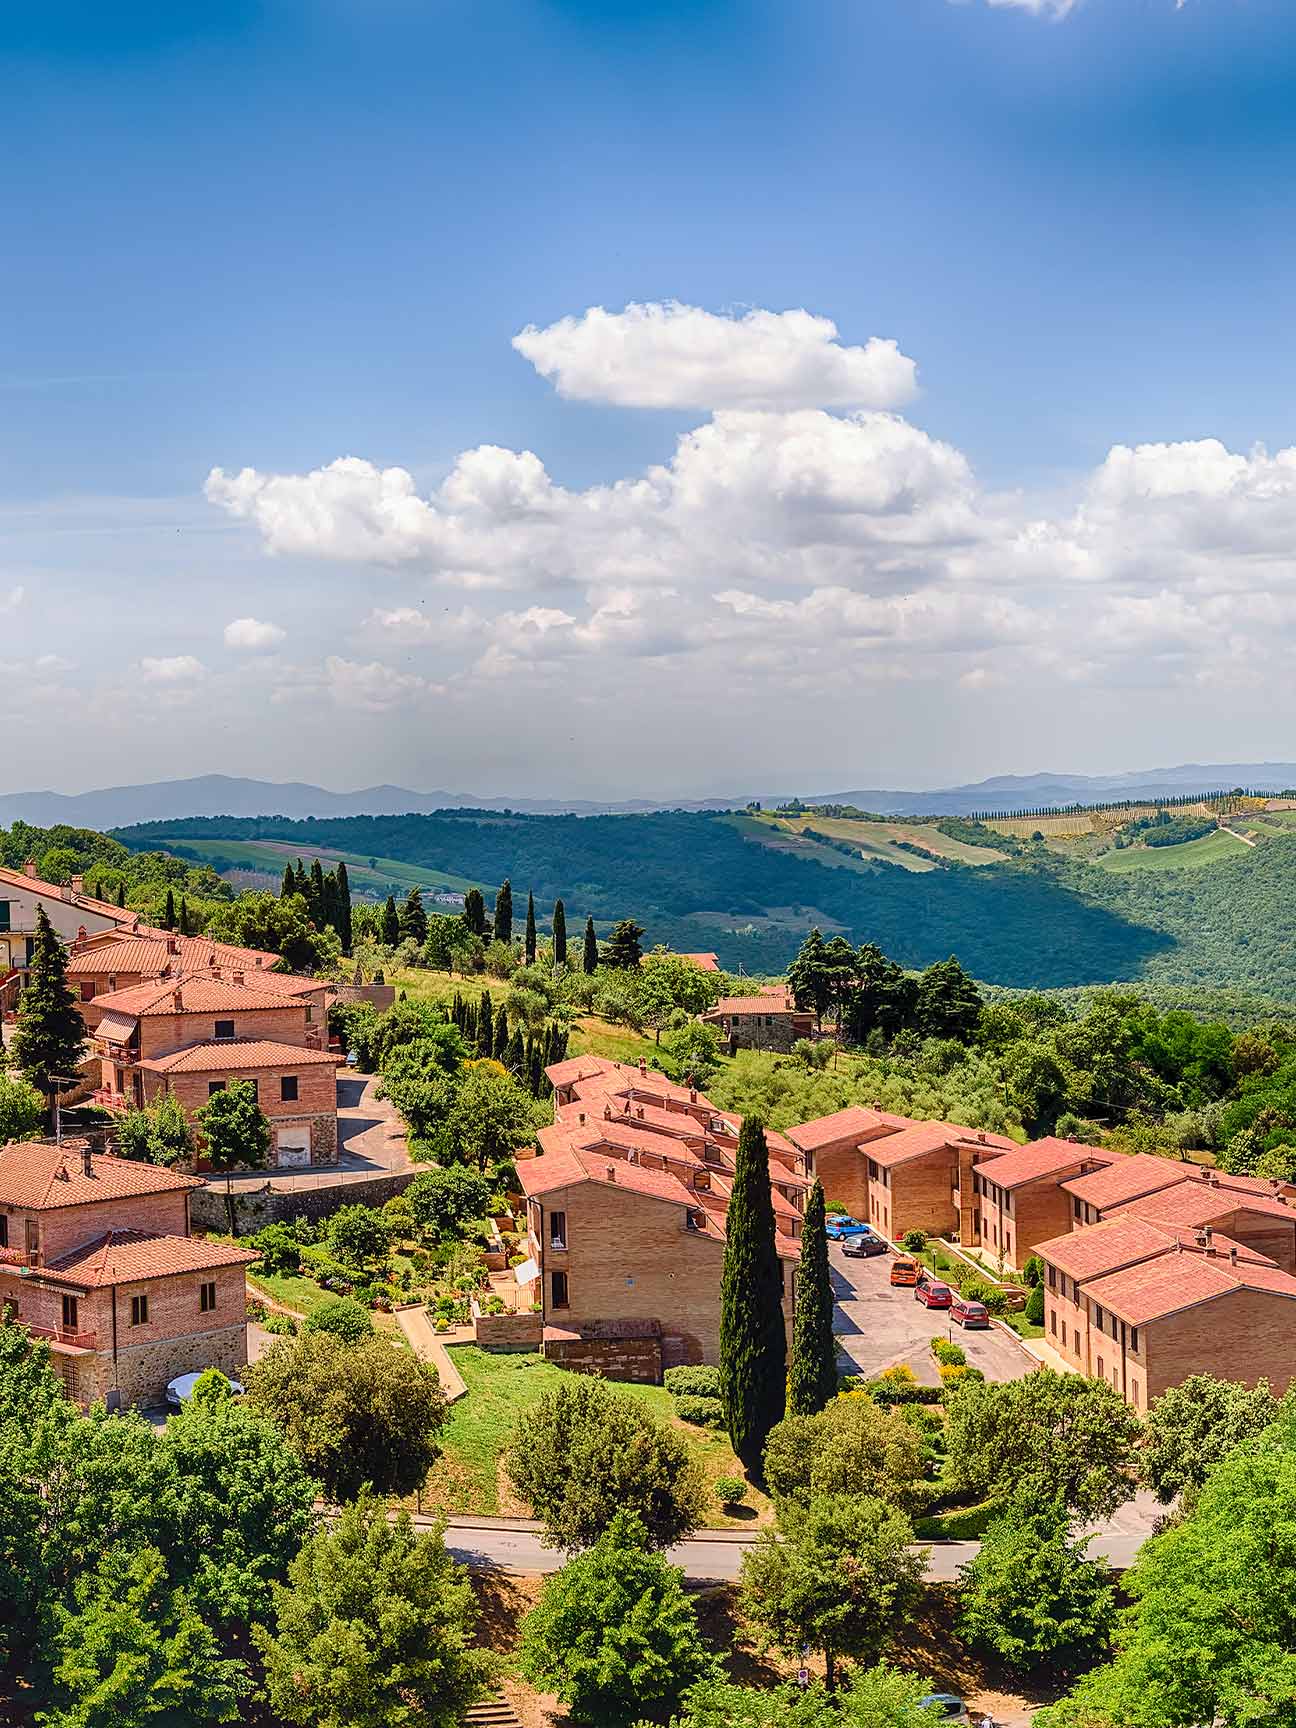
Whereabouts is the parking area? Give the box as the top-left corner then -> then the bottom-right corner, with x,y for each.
830,1242 -> 1036,1385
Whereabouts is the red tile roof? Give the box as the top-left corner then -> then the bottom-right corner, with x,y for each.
91,973 -> 305,1017
0,864 -> 139,925
1061,1153 -> 1187,1211
0,1142 -> 200,1210
786,1105 -> 916,1152
1084,1237 -> 1296,1326
706,995 -> 803,1015
141,1039 -> 342,1075
867,1121 -> 1017,1170
518,1143 -> 697,1208
974,1136 -> 1113,1191
678,952 -> 720,971
67,933 -> 279,978
1035,1216 -> 1183,1280
1121,1178 -> 1296,1230
42,1229 -> 258,1288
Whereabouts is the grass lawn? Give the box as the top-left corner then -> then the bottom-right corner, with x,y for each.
246,1266 -> 334,1315
420,1345 -> 772,1527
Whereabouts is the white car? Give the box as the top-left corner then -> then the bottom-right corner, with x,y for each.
165,1370 -> 244,1410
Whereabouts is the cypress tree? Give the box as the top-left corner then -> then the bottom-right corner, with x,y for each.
450,991 -> 464,1029
787,1179 -> 837,1416
463,1001 -> 478,1049
335,861 -> 353,954
505,1025 -> 525,1077
162,888 -> 176,931
494,879 -> 513,947
582,917 -> 598,975
479,988 -> 495,1056
308,859 -> 326,921
399,887 -> 428,944
116,882 -> 126,908
320,870 -> 339,938
552,899 -> 567,967
463,888 -> 487,939
280,863 -> 295,900
494,1002 -> 509,1056
381,895 -> 400,947
524,892 -> 537,965
12,905 -> 86,1114
719,1116 -> 787,1476
294,860 -> 309,901
528,1044 -> 543,1097
178,895 -> 189,938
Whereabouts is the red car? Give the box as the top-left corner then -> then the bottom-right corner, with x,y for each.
914,1279 -> 952,1309
950,1296 -> 990,1329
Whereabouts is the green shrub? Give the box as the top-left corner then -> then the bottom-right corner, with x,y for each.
482,1295 -> 506,1316
714,1476 -> 748,1507
902,1230 -> 929,1253
663,1365 -> 722,1399
245,1298 -> 267,1323
1025,1282 -> 1045,1324
434,1317 -> 449,1334
263,1311 -> 298,1337
981,1288 -> 1009,1317
939,1363 -> 986,1389
1023,1255 -> 1045,1287
931,1338 -> 966,1368
301,1296 -> 375,1344
864,1380 -> 943,1407
675,1395 -> 726,1428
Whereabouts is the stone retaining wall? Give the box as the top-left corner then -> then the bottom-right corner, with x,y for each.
190,1169 -> 417,1234
472,1305 -> 543,1352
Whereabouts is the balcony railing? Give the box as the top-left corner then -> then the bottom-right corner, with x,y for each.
27,1322 -> 98,1350
0,1248 -> 37,1268
91,1088 -> 130,1114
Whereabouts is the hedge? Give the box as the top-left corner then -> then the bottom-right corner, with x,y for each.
663,1365 -> 722,1399
675,1395 -> 726,1428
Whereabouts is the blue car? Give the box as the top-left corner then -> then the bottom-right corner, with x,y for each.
824,1216 -> 874,1240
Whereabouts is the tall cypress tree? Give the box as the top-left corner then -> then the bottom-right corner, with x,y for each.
505,1024 -> 525,1077
178,895 -> 189,938
399,887 -> 428,944
494,879 -> 513,947
463,888 -> 487,938
12,905 -> 86,1114
280,863 -> 295,900
787,1179 -> 837,1416
116,882 -> 126,908
582,917 -> 598,975
552,899 -> 567,967
321,870 -> 339,938
463,1001 -> 478,1049
493,1002 -> 509,1057
294,860 -> 309,902
308,860 -> 326,922
524,892 -> 537,965
335,861 -> 353,955
162,888 -> 176,931
381,894 -> 400,947
719,1116 -> 787,1476
478,988 -> 495,1057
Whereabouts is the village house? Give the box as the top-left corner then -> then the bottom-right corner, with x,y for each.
785,1104 -> 927,1218
970,1137 -> 1115,1271
699,991 -> 815,1054
1036,1215 -> 1296,1410
91,970 -> 342,1166
514,1056 -> 803,1379
0,860 -> 137,1010
0,1139 -> 256,1406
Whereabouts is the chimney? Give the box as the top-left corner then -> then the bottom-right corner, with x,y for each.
22,857 -> 36,878
71,874 -> 84,895
167,936 -> 179,955
1195,1227 -> 1208,1248
637,1105 -> 645,1120
604,1105 -> 612,1119
1230,1244 -> 1239,1266
977,1131 -> 986,1143
75,925 -> 87,943
1204,1226 -> 1213,1247
232,970 -> 244,985
81,1145 -> 93,1179
872,1099 -> 883,1111
59,884 -> 72,903
172,988 -> 183,1012
689,1087 -> 698,1102
578,1111 -> 586,1126
606,1163 -> 616,1182
624,1099 -> 631,1115
639,1058 -> 647,1075
1174,1238 -> 1183,1253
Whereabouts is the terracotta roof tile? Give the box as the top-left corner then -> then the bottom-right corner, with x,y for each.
867,1121 -> 1016,1170
1035,1216 -> 1183,1280
786,1105 -> 917,1151
0,1142 -> 200,1210
1083,1237 -> 1296,1326
43,1229 -> 258,1288
91,973 -> 305,1017
67,934 -> 279,978
677,952 -> 720,971
141,1039 -> 342,1075
1121,1179 -> 1296,1230
518,1144 -> 696,1207
706,995 -> 804,1015
1061,1153 -> 1187,1211
0,864 -> 138,924
974,1136 -> 1113,1191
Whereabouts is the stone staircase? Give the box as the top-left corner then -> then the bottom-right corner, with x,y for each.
463,1695 -> 523,1728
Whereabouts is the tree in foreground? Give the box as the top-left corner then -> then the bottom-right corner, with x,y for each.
786,1178 -> 837,1416
11,904 -> 85,1114
446,1065 -> 538,1170
958,1494 -> 1115,1677
652,1663 -> 939,1728
0,1073 -> 43,1147
381,894 -> 400,946
255,1492 -> 493,1728
301,1296 -> 375,1344
762,1395 -> 927,1512
518,1511 -> 713,1726
1140,1372 -> 1280,1504
719,1115 -> 787,1475
1035,1403 -> 1296,1728
244,1330 -> 445,1501
739,1493 -> 924,1691
943,1368 -> 1140,1520
582,915 -> 598,974
406,1163 -> 493,1241
197,1079 -> 271,1230
506,1374 -> 707,1550
43,1545 -> 248,1728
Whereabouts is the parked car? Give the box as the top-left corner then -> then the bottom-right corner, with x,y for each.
842,1231 -> 889,1259
950,1296 -> 990,1329
824,1216 -> 873,1239
915,1279 -> 953,1309
165,1370 -> 244,1411
920,1698 -> 969,1726
889,1256 -> 920,1287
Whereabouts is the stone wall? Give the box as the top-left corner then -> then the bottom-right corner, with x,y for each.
543,1320 -> 663,1384
76,1320 -> 248,1408
190,1168 -> 417,1235
472,1305 -> 543,1352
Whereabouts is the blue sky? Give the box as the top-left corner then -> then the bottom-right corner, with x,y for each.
4,0 -> 1296,798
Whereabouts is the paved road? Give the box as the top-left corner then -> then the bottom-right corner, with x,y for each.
432,1494 -> 1164,1583
830,1243 -> 1035,1384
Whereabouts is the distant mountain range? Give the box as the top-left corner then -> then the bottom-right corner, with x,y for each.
1,763 -> 1294,831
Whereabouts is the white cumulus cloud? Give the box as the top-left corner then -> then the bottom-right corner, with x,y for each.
324,655 -> 432,712
224,616 -> 286,650
512,302 -> 918,410
140,655 -> 204,683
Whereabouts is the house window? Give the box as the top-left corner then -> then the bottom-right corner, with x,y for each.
1061,1321 -> 1067,1346
0,1216 -> 7,1249
1049,1309 -> 1057,1335
130,1295 -> 149,1326
208,1081 -> 225,1098
1131,1327 -> 1140,1353
61,1294 -> 78,1330
1097,1356 -> 1105,1380
1047,1264 -> 1056,1290
1004,1191 -> 1013,1215
280,1075 -> 299,1103
0,901 -> 9,933
199,1281 -> 217,1313
80,981 -> 96,1002
214,1019 -> 235,1041
1073,1197 -> 1082,1220
24,1219 -> 38,1256
306,1005 -> 314,1023
549,1210 -> 567,1249
868,1159 -> 879,1181
551,1270 -> 569,1309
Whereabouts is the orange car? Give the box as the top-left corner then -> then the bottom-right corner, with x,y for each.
889,1256 -> 920,1287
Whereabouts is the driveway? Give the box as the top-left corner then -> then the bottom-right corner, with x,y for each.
830,1243 -> 1035,1384
218,1072 -> 413,1192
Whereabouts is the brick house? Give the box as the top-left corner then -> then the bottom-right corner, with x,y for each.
0,861 -> 137,1010
786,1105 -> 928,1219
700,993 -> 815,1054
515,1056 -> 803,1380
1036,1216 -> 1296,1410
0,1139 -> 256,1406
1062,1159 -> 1296,1273
91,971 -> 341,1167
861,1120 -> 1019,1242
971,1137 -> 1115,1271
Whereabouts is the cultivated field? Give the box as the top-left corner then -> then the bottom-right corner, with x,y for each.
140,833 -> 478,899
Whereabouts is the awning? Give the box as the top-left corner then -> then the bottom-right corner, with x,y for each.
513,1256 -> 539,1286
